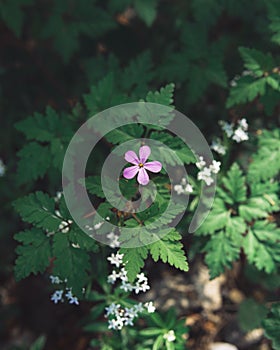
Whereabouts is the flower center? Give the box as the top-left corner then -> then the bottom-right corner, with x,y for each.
138,162 -> 144,168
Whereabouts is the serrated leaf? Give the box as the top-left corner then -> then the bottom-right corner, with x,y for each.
13,191 -> 61,231
204,231 -> 240,279
248,129 -> 280,182
149,230 -> 189,272
16,142 -> 52,183
263,303 -> 280,350
146,83 -> 175,106
120,246 -> 148,282
222,163 -> 247,204
239,196 -> 277,221
69,226 -> 98,252
106,124 -> 145,145
242,222 -> 280,274
239,47 -> 275,77
53,232 -> 91,295
83,73 -> 127,115
196,198 -> 230,235
226,75 -> 267,108
14,229 -> 51,280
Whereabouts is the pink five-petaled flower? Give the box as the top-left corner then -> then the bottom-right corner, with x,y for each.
123,145 -> 162,186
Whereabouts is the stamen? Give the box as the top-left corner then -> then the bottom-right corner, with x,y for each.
138,163 -> 144,168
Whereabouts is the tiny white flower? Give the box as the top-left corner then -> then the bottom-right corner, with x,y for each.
107,270 -> 120,284
145,301 -> 156,313
51,290 -> 64,304
94,222 -> 104,230
50,275 -> 62,284
68,296 -> 79,305
119,267 -> 128,281
211,139 -> 226,155
136,273 -> 147,283
163,330 -> 176,342
108,319 -> 118,330
107,252 -> 124,268
220,121 -> 234,137
232,128 -> 249,142
120,281 -> 134,292
209,160 -> 221,174
134,302 -> 144,313
105,303 -> 121,317
238,118 -> 248,131
195,156 -> 206,169
198,167 -> 214,186
124,317 -> 134,326
124,307 -> 138,319
107,232 -> 120,248
140,283 -> 150,293
185,184 -> 193,193
174,184 -> 184,195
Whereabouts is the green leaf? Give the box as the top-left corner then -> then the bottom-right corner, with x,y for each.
238,298 -> 267,332
14,229 -> 51,280
16,142 -> 52,184
53,232 -> 91,295
120,246 -> 148,282
0,0 -> 33,37
83,73 -> 127,115
204,231 -> 240,279
221,163 -> 247,204
268,2 -> 280,46
106,124 -> 145,145
13,191 -> 61,231
248,129 -> 280,182
149,230 -> 189,272
239,196 -> 277,221
134,0 -> 158,26
15,107 -> 71,142
226,75 -> 267,108
239,47 -> 275,77
242,221 -> 280,273
146,83 -> 175,107
197,198 -> 230,235
263,303 -> 280,350
69,226 -> 98,252
30,335 -> 47,350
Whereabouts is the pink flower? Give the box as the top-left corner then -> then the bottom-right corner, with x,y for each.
123,146 -> 162,185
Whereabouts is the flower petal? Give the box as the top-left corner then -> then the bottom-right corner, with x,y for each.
139,145 -> 151,163
123,165 -> 139,179
137,168 -> 149,185
125,151 -> 139,165
144,161 -> 162,173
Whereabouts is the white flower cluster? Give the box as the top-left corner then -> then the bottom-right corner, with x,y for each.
174,178 -> 193,195
196,157 -> 221,186
210,139 -> 227,155
105,252 -> 155,330
107,231 -> 120,248
49,275 -> 79,305
105,301 -> 155,330
107,253 -> 150,294
219,118 -> 249,143
163,330 -> 176,342
0,159 -> 6,177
